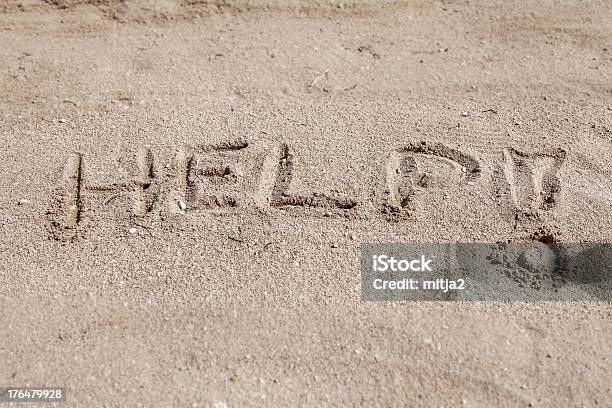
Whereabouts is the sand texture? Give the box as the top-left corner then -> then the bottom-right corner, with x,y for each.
1,1 -> 611,407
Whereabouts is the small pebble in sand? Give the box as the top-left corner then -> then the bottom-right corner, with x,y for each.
350,234 -> 356,240
325,211 -> 332,217
461,166 -> 467,173
461,111 -> 469,117
18,199 -> 31,205
129,227 -> 137,234
58,118 -> 66,123
331,243 -> 339,248
178,200 -> 187,211
467,181 -> 474,186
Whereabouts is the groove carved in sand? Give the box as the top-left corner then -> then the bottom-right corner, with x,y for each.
384,141 -> 480,219
133,147 -> 159,216
48,142 -> 250,239
182,140 -> 248,210
47,142 -> 572,240
259,143 -> 358,210
47,153 -> 85,240
503,148 -> 566,213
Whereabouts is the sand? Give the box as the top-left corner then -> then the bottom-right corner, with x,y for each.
1,0 -> 611,406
